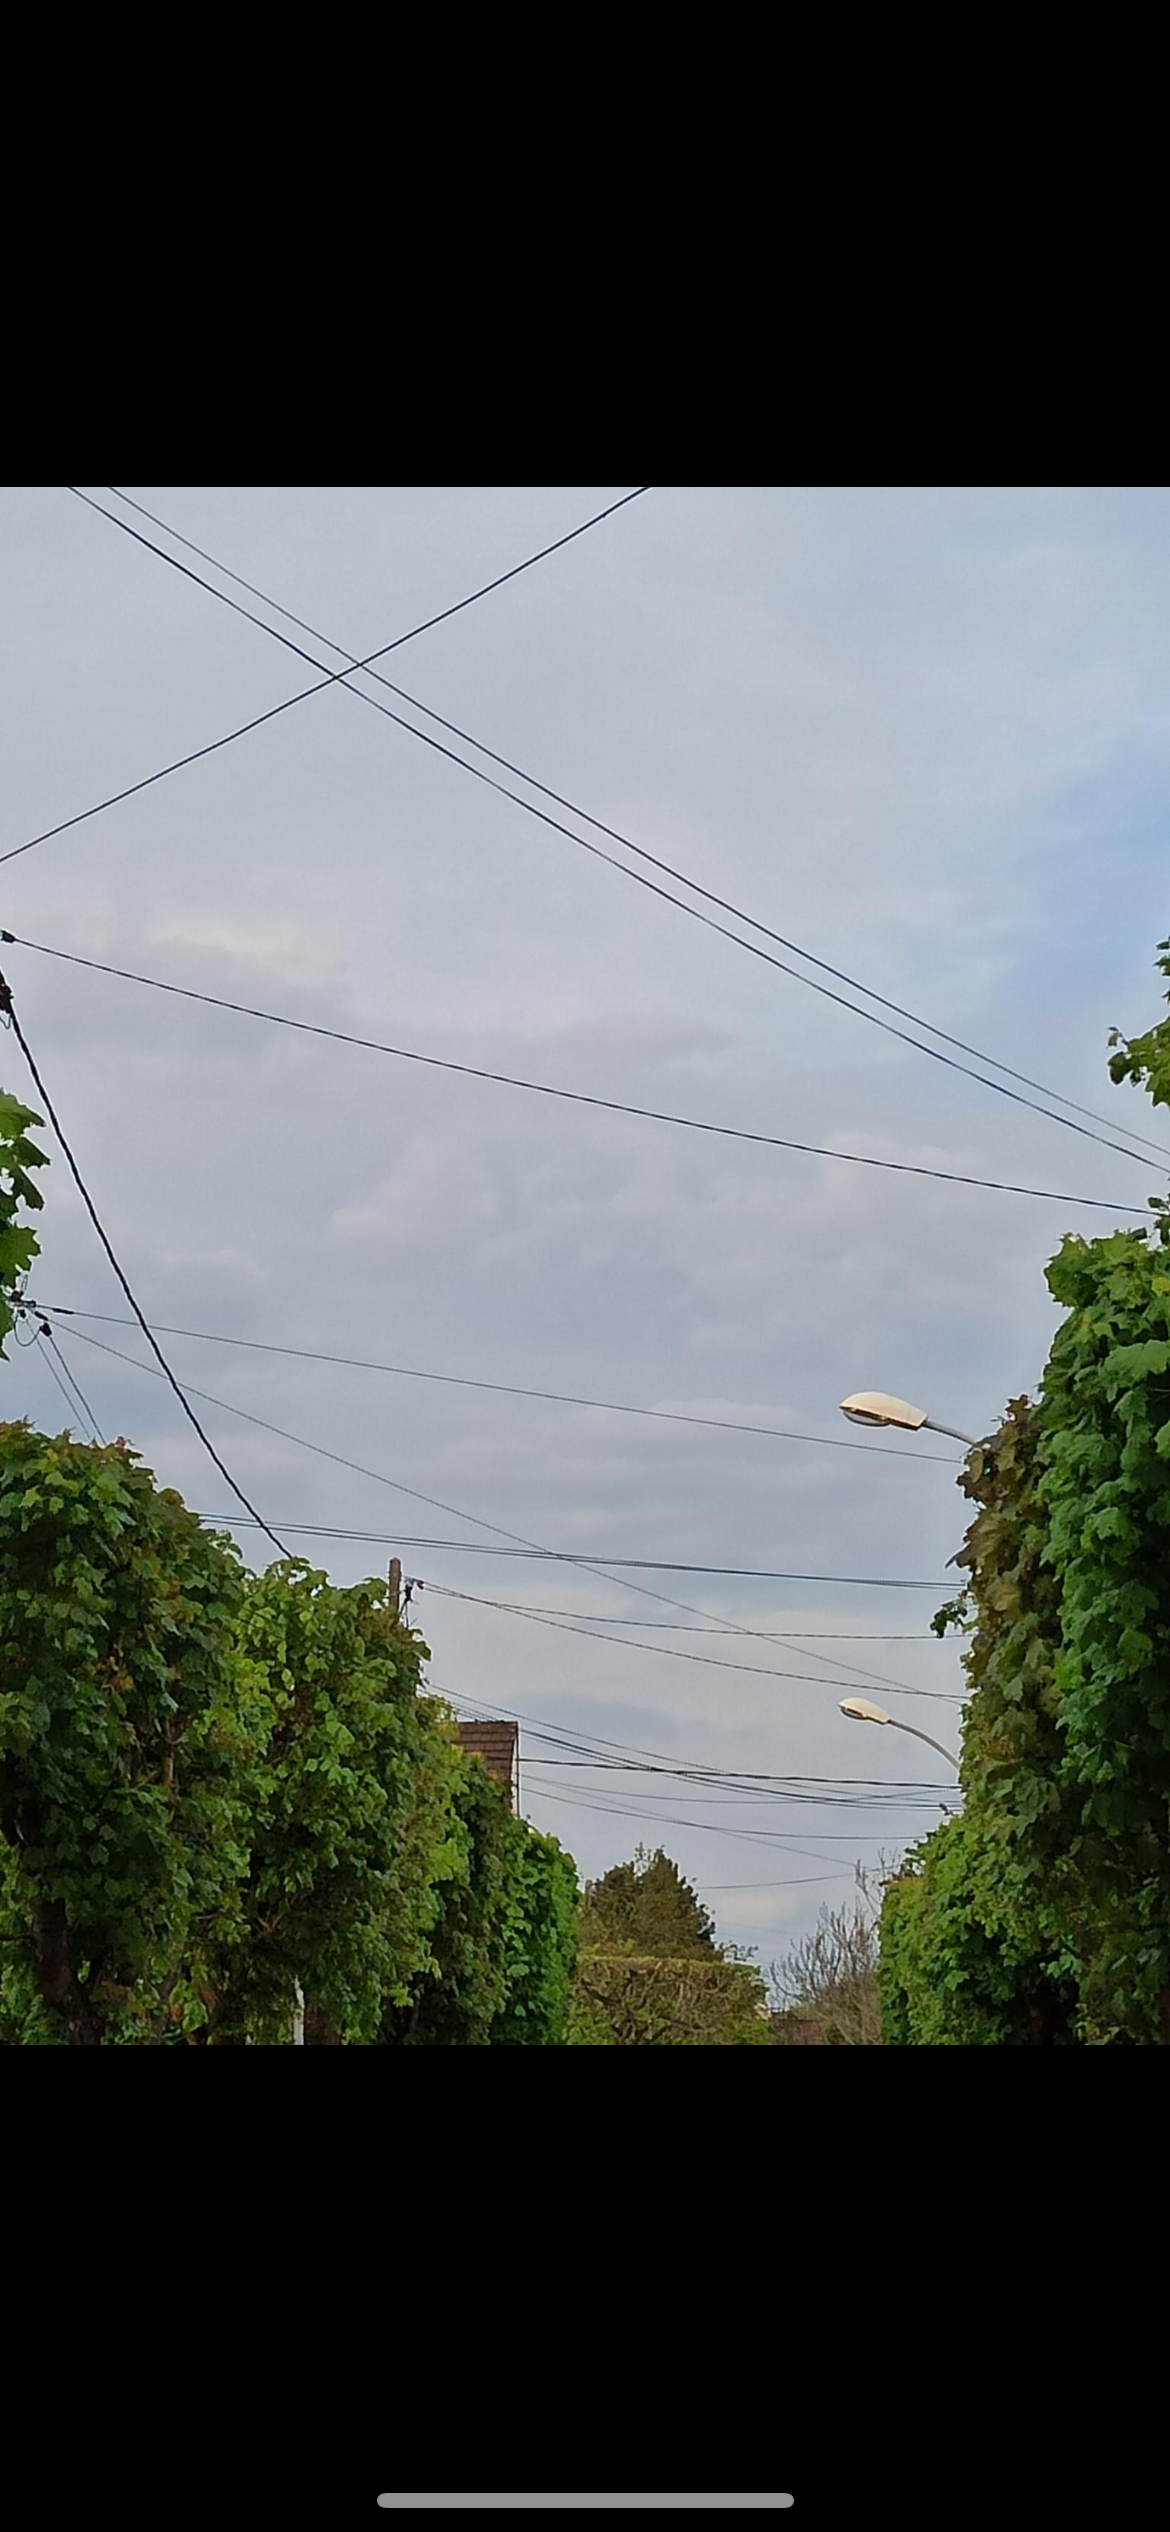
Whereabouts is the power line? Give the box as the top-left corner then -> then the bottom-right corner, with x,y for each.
520,1760 -> 948,1788
105,485 -> 649,660
176,1510 -> 959,1592
1,934 -> 1144,1216
47,1321 -> 952,1605
200,1571 -> 944,1639
38,1322 -> 104,1442
439,1689 -> 878,1871
521,1764 -> 946,1805
34,1327 -> 101,1441
29,1295 -> 969,1710
521,1780 -> 906,1855
703,1877 -> 874,1891
444,1610 -> 950,1638
523,1772 -> 941,1816
37,1312 -> 963,1710
29,1301 -> 962,1465
432,1680 -> 947,1866
419,1579 -> 961,1701
79,484 -> 1169,1176
0,487 -> 649,869
39,1314 -> 951,1717
0,987 -> 289,1555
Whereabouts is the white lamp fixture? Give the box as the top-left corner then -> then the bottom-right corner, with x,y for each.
839,1697 -> 960,1773
840,1390 -> 978,1447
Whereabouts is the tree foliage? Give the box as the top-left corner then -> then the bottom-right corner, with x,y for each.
0,1423 -> 249,2044
377,1752 -> 578,2046
567,1952 -> 772,2045
195,1560 -> 445,2045
769,1869 -> 887,2044
880,946 -> 1170,2045
579,1845 -> 718,1958
491,1818 -> 579,2046
0,1090 -> 47,1357
0,1439 -> 579,2047
570,1845 -> 769,2043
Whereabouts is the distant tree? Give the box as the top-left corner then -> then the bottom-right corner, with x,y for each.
579,1844 -> 718,1959
769,1865 -> 894,2045
568,1951 -> 771,2046
569,1844 -> 769,2044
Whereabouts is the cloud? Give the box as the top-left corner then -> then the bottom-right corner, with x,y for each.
2,483 -> 1164,1956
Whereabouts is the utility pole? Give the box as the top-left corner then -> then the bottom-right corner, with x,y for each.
387,1556 -> 401,1620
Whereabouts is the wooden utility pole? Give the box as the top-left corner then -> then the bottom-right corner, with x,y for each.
387,1556 -> 401,1619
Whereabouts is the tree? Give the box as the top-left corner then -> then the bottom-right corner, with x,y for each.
194,1560 -> 444,2045
0,1424 -> 249,2044
0,1090 -> 582,2045
378,1742 -> 514,2046
769,1866 -> 890,2045
567,1951 -> 771,2045
579,1845 -> 718,1958
570,1844 -> 770,2044
377,1749 -> 579,2046
879,943 -> 1170,2045
490,1818 -> 579,2046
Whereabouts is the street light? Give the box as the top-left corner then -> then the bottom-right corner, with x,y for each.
840,1695 -> 960,1773
839,1390 -> 979,1447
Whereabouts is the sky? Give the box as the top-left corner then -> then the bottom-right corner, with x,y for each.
2,482 -> 1168,1975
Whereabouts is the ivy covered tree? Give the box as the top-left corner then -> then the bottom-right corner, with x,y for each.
0,1450 -> 581,2047
0,1425 -> 250,2045
880,943 -> 1170,2045
488,1817 -> 579,2046
0,1073 -> 581,2044
376,1750 -> 578,2047
194,1561 -> 447,2046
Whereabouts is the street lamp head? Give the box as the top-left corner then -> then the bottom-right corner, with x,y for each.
840,1391 -> 928,1432
840,1697 -> 891,1726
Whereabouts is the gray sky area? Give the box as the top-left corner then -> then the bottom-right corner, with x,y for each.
2,484 -> 1167,1965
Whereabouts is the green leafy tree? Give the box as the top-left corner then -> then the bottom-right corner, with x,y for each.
490,1819 -> 579,2045
195,1561 -> 446,2045
570,1844 -> 769,2044
1107,935 -> 1170,1129
579,1845 -> 718,1958
378,1748 -> 515,2046
0,1089 -> 48,1355
880,943 -> 1170,2045
377,1746 -> 580,2047
0,1096 -> 583,2045
0,1424 -> 249,2045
